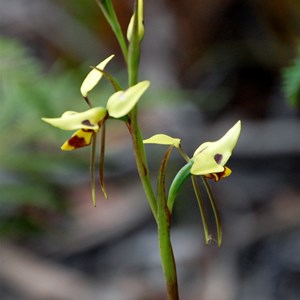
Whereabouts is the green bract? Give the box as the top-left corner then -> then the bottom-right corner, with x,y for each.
80,54 -> 114,97
190,121 -> 241,175
107,80 -> 150,118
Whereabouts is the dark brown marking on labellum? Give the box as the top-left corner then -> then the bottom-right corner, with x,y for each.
214,154 -> 223,164
82,120 -> 93,127
68,135 -> 86,148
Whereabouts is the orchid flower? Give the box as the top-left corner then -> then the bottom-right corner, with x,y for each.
42,107 -> 107,150
190,120 -> 241,180
42,55 -> 150,205
42,54 -> 150,150
143,121 -> 241,180
143,121 -> 241,246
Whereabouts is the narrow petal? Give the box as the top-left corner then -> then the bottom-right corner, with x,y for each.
80,54 -> 114,97
61,129 -> 94,150
143,134 -> 181,148
193,121 -> 241,166
107,80 -> 150,118
42,107 -> 107,131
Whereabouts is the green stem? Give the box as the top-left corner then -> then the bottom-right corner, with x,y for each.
177,145 -> 190,162
93,67 -> 122,91
90,133 -> 97,207
157,208 -> 179,300
128,116 -> 158,221
157,147 -> 179,300
127,0 -> 157,222
127,1 -> 140,86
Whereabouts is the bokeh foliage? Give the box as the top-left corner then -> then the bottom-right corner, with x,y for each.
0,37 -> 93,237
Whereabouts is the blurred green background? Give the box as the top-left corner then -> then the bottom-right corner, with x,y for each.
0,1 -> 299,299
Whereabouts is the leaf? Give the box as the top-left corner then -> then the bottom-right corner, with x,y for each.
282,53 -> 300,108
167,161 -> 193,212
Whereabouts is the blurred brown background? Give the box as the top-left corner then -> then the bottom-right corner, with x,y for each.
0,0 -> 299,299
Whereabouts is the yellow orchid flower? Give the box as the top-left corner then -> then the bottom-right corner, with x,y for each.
190,121 -> 241,180
80,55 -> 115,98
143,121 -> 241,181
42,107 -> 107,150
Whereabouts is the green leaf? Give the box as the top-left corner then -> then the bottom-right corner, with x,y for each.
282,52 -> 300,108
167,161 -> 193,212
96,0 -> 128,61
157,146 -> 173,210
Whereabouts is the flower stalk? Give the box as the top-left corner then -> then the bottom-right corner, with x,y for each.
127,0 -> 157,222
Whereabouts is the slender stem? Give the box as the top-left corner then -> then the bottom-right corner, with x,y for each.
83,96 -> 93,108
157,210 -> 179,300
127,0 -> 157,222
127,118 -> 158,221
99,123 -> 108,199
191,175 -> 210,244
93,67 -> 122,91
157,147 -> 179,299
201,176 -> 222,247
177,145 -> 190,162
90,133 -> 97,207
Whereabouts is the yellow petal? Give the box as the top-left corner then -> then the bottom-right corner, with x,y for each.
193,121 -> 241,166
80,55 -> 114,97
42,107 -> 107,131
61,129 -> 94,150
107,80 -> 150,118
127,0 -> 144,42
143,134 -> 181,148
190,151 -> 225,175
